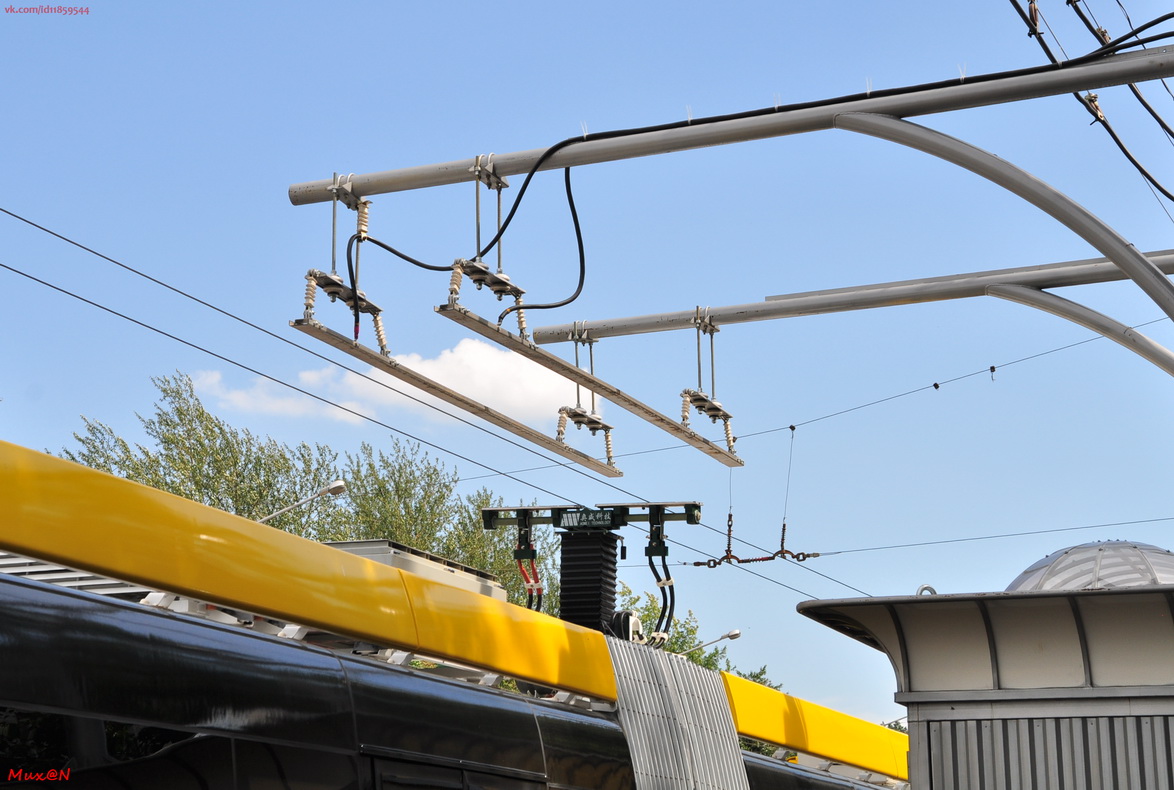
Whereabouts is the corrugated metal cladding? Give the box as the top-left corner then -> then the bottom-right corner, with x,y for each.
606,637 -> 750,790
926,716 -> 1174,789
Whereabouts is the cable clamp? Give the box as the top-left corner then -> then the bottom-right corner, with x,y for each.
655,577 -> 674,588
692,306 -> 719,335
331,173 -> 360,211
469,153 -> 510,190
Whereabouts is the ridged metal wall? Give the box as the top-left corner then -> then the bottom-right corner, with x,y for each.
924,716 -> 1174,789
606,638 -> 750,790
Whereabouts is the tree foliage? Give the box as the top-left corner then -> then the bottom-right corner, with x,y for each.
61,372 -> 559,612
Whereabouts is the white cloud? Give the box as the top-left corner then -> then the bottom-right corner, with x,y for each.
343,338 -> 581,426
192,369 -> 370,425
192,338 -> 587,429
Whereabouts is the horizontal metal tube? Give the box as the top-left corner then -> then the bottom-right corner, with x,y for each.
834,112 -> 1174,323
289,48 -> 1174,205
987,284 -> 1174,377
531,251 -> 1174,344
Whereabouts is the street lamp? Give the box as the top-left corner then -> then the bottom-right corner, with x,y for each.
675,628 -> 741,655
257,480 -> 347,524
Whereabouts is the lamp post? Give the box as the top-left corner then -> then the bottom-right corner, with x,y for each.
675,628 -> 741,656
257,480 -> 347,524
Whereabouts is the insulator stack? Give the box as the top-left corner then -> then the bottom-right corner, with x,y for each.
515,302 -> 527,338
303,274 -> 318,318
448,264 -> 463,302
555,409 -> 568,442
604,431 -> 615,465
723,419 -> 735,452
372,314 -> 390,357
357,200 -> 370,240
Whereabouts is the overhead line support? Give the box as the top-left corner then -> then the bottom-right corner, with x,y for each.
289,49 -> 1174,204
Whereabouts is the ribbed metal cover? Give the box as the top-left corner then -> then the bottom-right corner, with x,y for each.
924,716 -> 1174,789
1006,540 -> 1174,591
559,531 -> 618,630
606,637 -> 750,790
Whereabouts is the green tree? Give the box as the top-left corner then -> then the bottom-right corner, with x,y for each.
62,373 -> 347,540
60,372 -> 561,612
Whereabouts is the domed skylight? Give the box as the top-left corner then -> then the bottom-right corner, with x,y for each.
1006,540 -> 1174,592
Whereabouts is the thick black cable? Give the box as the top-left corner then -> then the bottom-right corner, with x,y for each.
354,32 -> 1174,277
497,167 -> 587,325
661,554 -> 676,636
1009,0 -> 1174,203
1085,12 -> 1174,56
648,555 -> 669,639
0,260 -> 589,507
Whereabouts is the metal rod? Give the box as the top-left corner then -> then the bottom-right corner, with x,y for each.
436,303 -> 743,467
531,250 -> 1174,344
986,284 -> 1174,377
291,317 -> 623,478
833,112 -> 1174,323
289,49 -> 1174,204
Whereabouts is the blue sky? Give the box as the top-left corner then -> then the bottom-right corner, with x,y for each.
3,1 -> 1173,725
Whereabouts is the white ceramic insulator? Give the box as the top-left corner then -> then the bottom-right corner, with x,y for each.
604,431 -> 615,464
723,419 -> 735,451
303,275 -> 317,316
556,410 -> 568,442
357,200 -> 370,239
449,265 -> 463,299
372,314 -> 390,357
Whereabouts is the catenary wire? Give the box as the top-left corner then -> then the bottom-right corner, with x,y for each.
0,206 -> 648,496
0,260 -> 591,507
1008,2 -> 1174,202
0,242 -> 848,598
816,515 -> 1174,556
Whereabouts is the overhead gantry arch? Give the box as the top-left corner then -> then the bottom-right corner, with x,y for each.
831,111 -> 1174,375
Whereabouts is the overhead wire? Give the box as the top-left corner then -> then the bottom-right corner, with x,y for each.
0,206 -> 645,495
331,21 -> 1174,324
1008,3 -> 1174,203
0,260 -> 596,507
0,213 -> 850,600
816,515 -> 1174,557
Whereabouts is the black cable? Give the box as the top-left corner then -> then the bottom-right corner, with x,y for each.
1084,12 -> 1174,56
818,516 -> 1174,557
365,235 -> 452,272
497,167 -> 587,326
648,555 -> 669,640
345,233 -> 361,338
0,211 -> 872,602
1012,4 -> 1174,214
0,260 -> 589,507
0,206 -> 648,495
347,32 -> 1174,291
661,554 -> 676,636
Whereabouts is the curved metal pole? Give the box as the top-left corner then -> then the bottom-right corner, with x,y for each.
832,112 -> 1174,325
987,284 -> 1174,377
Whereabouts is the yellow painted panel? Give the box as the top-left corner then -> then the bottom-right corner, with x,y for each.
2,440 -> 421,648
722,672 -> 908,781
0,442 -> 618,700
403,573 -> 617,700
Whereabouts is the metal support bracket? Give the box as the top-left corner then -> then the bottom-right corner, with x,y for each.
291,316 -> 622,478
437,303 -> 743,467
